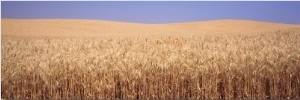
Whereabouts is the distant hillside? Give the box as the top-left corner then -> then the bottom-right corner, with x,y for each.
2,19 -> 300,38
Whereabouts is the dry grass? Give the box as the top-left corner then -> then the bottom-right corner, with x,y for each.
2,31 -> 300,99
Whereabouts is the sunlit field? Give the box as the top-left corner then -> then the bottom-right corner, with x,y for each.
2,31 -> 300,99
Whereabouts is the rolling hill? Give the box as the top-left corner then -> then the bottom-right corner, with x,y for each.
2,19 -> 300,38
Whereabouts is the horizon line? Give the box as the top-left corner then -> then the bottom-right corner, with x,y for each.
2,18 -> 300,25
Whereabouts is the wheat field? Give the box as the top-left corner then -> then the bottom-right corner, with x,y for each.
2,19 -> 300,99
2,31 -> 300,99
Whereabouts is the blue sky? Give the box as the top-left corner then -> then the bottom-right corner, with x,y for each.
2,1 -> 300,24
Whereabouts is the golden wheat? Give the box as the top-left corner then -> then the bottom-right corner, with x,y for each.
1,31 -> 300,99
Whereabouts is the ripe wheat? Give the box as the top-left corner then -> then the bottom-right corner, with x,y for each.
1,32 -> 300,99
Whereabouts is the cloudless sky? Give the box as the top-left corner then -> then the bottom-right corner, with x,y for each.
2,1 -> 300,24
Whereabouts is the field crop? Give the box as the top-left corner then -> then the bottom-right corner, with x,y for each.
2,31 -> 300,99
